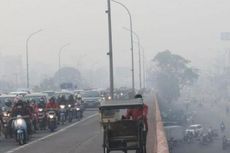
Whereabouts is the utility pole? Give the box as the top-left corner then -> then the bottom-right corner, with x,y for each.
106,0 -> 114,99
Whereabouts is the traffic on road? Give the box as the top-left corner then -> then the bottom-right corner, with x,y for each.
0,88 -> 150,153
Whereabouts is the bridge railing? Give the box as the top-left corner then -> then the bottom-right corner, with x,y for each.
153,96 -> 169,153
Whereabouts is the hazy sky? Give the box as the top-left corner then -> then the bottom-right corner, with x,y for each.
0,0 -> 230,76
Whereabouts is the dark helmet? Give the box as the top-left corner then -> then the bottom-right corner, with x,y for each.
39,97 -> 45,103
16,99 -> 22,103
49,96 -> 56,102
30,99 -> 36,103
134,94 -> 142,99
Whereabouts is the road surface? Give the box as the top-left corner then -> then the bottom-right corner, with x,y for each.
173,98 -> 230,153
0,95 -> 155,153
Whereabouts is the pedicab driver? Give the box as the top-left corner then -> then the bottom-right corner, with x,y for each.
126,94 -> 148,143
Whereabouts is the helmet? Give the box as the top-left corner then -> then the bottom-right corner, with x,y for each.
76,94 -> 81,99
30,99 -> 36,104
49,96 -> 55,102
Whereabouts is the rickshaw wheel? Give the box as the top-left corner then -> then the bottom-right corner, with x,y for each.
103,147 -> 109,153
142,145 -> 146,153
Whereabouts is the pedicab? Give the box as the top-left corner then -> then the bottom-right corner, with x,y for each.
99,99 -> 147,153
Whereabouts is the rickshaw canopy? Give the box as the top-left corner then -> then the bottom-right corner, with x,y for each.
99,98 -> 144,111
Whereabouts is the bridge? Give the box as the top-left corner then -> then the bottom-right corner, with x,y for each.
0,95 -> 169,153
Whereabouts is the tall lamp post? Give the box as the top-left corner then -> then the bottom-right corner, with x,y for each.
140,45 -> 145,89
58,43 -> 70,86
106,0 -> 114,99
123,27 -> 142,89
26,29 -> 43,88
111,0 -> 135,94
58,43 -> 70,71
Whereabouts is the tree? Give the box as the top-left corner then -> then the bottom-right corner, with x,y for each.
54,67 -> 83,87
150,50 -> 199,103
40,78 -> 58,91
39,67 -> 85,90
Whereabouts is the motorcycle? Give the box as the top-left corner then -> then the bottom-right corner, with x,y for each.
46,110 -> 57,132
221,124 -> 225,132
38,108 -> 46,130
74,103 -> 83,120
168,138 -> 177,152
59,105 -> 66,125
1,111 -> 11,138
12,115 -> 28,145
200,133 -> 212,145
184,134 -> 192,144
223,136 -> 230,150
67,104 -> 73,123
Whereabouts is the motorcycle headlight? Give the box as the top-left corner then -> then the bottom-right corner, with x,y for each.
108,96 -> 112,100
76,108 -> 80,111
3,112 -> 8,117
68,104 -> 71,108
38,108 -> 43,112
60,105 -> 65,109
49,115 -> 54,119
17,119 -> 23,125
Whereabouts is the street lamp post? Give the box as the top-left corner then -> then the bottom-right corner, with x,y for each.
111,0 -> 135,94
58,43 -> 70,86
106,0 -> 114,99
58,43 -> 70,71
140,45 -> 145,89
123,27 -> 142,89
26,29 -> 43,88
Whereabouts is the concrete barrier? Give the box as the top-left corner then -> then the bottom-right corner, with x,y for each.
154,96 -> 169,153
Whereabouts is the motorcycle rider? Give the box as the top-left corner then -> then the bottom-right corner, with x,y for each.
66,95 -> 75,119
11,100 -> 33,135
46,97 -> 59,110
126,94 -> 148,131
220,121 -> 225,132
37,97 -> 46,109
30,99 -> 39,131
46,97 -> 59,121
126,94 -> 148,146
75,94 -> 83,105
75,94 -> 84,118
58,95 -> 67,106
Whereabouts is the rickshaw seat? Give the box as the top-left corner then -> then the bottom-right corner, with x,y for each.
108,120 -> 140,138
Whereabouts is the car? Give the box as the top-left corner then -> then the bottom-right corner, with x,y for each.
24,93 -> 49,105
223,136 -> 230,150
0,94 -> 16,110
9,91 -> 28,97
81,90 -> 102,108
164,125 -> 185,142
42,91 -> 56,98
55,91 -> 73,102
185,124 -> 203,137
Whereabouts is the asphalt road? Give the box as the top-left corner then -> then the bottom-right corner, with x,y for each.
173,98 -> 230,153
0,110 -> 97,153
0,95 -> 155,153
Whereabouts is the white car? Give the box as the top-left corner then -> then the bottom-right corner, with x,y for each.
185,124 -> 203,136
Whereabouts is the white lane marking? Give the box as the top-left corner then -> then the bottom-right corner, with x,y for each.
5,113 -> 98,153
